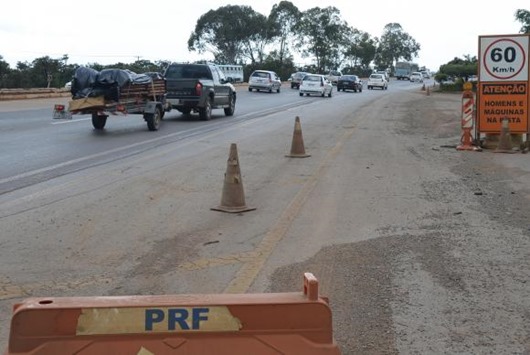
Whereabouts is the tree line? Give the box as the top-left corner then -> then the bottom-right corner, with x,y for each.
0,3 -> 528,89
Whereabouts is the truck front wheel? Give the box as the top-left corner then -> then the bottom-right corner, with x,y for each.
92,114 -> 107,130
199,99 -> 212,121
145,107 -> 161,131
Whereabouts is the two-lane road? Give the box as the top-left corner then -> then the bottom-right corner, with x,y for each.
0,79 -> 419,194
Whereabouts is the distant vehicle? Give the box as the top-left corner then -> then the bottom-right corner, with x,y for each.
326,70 -> 342,85
216,64 -> 244,83
64,81 -> 72,89
337,75 -> 363,93
248,70 -> 282,93
367,73 -> 388,90
421,71 -> 430,79
468,75 -> 478,82
440,77 -> 456,85
394,62 -> 419,80
410,72 -> 424,83
376,70 -> 389,81
299,74 -> 333,97
289,72 -> 310,89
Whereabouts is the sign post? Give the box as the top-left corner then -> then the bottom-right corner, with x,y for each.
477,34 -> 530,150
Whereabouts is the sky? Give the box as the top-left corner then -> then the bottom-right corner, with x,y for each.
1,0 -> 528,72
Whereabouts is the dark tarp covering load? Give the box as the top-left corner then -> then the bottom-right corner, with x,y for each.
71,67 -> 157,100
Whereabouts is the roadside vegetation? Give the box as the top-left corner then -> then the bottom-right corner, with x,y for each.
0,4 -> 528,90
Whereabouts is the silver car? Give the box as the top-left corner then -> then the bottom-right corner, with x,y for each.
299,74 -> 333,97
248,70 -> 282,93
367,73 -> 388,90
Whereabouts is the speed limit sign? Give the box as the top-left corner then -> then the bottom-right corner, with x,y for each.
480,35 -> 528,82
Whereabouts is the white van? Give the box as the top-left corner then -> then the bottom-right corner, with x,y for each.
217,65 -> 244,83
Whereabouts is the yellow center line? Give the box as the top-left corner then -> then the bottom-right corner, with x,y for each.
224,125 -> 356,293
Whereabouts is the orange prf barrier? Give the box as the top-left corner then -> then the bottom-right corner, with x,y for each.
6,273 -> 341,355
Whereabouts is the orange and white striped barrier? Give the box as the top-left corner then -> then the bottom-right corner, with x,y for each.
457,84 -> 481,151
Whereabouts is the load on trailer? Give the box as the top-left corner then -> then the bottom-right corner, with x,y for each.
54,67 -> 171,131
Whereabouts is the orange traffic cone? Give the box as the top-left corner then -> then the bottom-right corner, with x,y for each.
421,83 -> 426,91
211,143 -> 256,213
494,118 -> 516,153
457,128 -> 481,151
286,116 -> 311,158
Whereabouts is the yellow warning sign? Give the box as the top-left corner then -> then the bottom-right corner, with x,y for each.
478,82 -> 528,133
76,306 -> 242,335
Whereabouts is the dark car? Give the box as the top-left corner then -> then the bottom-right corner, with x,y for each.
289,72 -> 310,89
337,75 -> 363,92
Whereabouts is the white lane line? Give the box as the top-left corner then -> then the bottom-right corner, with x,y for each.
51,117 -> 91,124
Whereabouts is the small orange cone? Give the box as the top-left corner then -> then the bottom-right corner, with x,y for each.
494,118 -> 516,153
421,83 -> 426,91
211,143 -> 256,213
457,127 -> 481,151
286,116 -> 311,158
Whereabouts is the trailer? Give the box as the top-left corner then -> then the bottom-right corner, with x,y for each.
54,68 -> 171,131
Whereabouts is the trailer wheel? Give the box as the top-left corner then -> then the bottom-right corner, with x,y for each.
92,114 -> 107,130
199,99 -> 212,121
145,107 -> 161,131
224,93 -> 235,116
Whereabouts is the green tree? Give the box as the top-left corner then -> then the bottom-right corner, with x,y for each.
436,56 -> 477,85
120,59 -> 162,73
0,55 -> 12,88
515,9 -> 530,33
343,30 -> 377,69
30,56 -> 63,88
268,1 -> 301,65
260,50 -> 296,80
241,9 -> 275,64
188,5 -> 274,64
7,61 -> 33,88
375,23 -> 420,70
295,6 -> 350,73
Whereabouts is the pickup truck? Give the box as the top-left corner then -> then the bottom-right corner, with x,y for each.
164,63 -> 236,120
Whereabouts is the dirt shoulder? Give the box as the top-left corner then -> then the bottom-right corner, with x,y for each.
268,87 -> 530,354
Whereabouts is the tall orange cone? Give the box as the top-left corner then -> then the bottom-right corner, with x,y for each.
494,118 -> 516,153
286,116 -> 311,158
211,143 -> 256,213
